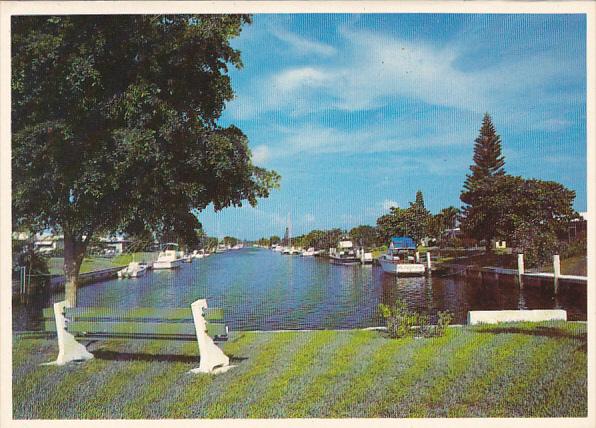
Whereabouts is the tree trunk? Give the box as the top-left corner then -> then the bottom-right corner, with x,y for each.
63,233 -> 87,308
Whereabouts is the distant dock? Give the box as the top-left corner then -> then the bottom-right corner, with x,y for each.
440,264 -> 587,288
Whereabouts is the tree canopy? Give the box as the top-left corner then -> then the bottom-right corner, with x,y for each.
12,15 -> 279,305
376,191 -> 431,244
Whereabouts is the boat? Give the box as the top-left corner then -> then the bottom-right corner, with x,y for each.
118,261 -> 149,278
358,248 -> 374,264
329,239 -> 360,265
301,247 -> 316,256
182,253 -> 193,263
378,237 -> 425,275
153,244 -> 183,269
193,249 -> 206,259
272,245 -> 283,252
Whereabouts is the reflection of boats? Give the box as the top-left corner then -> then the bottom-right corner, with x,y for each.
154,244 -> 183,269
329,239 -> 360,265
379,237 -> 425,275
118,261 -> 149,278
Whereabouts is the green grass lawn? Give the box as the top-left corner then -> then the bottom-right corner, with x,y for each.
541,255 -> 587,276
13,321 -> 586,419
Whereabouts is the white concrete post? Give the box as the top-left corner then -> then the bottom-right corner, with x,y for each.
517,254 -> 525,275
415,251 -> 420,263
517,253 -> 524,287
426,252 -> 431,271
553,254 -> 560,294
189,299 -> 233,374
42,300 -> 94,366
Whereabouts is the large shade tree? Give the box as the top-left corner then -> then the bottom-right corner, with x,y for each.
12,15 -> 280,306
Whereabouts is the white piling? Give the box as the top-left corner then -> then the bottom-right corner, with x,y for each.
517,253 -> 524,287
426,252 -> 431,271
415,251 -> 420,263
553,254 -> 560,294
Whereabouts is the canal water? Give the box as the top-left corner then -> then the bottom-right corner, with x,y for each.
13,247 -> 586,331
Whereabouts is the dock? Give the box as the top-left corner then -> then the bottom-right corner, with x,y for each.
439,263 -> 587,288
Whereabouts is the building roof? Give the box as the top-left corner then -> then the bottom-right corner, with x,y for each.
390,237 -> 417,249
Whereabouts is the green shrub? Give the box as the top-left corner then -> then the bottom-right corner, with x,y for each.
378,300 -> 418,339
378,300 -> 453,339
436,311 -> 454,336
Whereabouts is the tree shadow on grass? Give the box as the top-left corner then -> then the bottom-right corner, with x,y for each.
91,350 -> 249,364
476,326 -> 587,352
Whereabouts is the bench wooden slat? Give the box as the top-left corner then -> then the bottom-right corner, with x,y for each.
64,307 -> 193,320
206,322 -> 227,338
44,320 -> 57,332
203,308 -> 224,321
66,321 -> 196,336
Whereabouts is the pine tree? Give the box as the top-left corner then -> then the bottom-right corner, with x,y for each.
460,113 -> 506,243
461,113 -> 506,202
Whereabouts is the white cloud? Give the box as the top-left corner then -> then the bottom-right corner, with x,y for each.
252,145 -> 270,164
272,67 -> 331,92
382,199 -> 399,211
229,25 -> 578,122
271,28 -> 336,57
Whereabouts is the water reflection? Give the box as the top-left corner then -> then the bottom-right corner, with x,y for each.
12,248 -> 586,331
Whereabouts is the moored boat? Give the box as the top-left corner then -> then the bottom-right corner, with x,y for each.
153,245 -> 183,269
378,237 -> 425,275
329,239 -> 360,265
301,247 -> 316,256
118,261 -> 149,278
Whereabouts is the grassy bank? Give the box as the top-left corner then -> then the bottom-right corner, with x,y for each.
47,252 -> 158,275
13,321 -> 586,419
541,255 -> 587,276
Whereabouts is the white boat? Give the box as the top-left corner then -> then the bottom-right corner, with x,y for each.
329,239 -> 360,265
153,249 -> 183,269
356,248 -> 374,264
118,261 -> 148,278
301,247 -> 316,256
193,249 -> 205,259
182,253 -> 193,263
272,245 -> 283,252
379,237 -> 425,275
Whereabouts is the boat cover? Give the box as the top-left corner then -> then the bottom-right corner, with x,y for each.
390,237 -> 417,249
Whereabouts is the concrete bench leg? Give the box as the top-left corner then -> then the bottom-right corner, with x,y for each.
189,299 -> 234,374
42,300 -> 94,366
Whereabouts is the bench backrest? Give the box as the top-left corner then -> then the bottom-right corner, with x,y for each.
42,306 -> 227,340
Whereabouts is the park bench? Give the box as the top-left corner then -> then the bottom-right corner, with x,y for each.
41,299 -> 233,374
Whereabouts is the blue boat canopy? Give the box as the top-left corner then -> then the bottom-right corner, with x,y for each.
390,237 -> 417,250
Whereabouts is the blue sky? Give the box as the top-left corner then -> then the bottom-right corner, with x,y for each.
199,14 -> 587,240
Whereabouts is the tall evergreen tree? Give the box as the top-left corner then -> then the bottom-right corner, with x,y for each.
460,114 -> 506,243
461,113 -> 505,201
